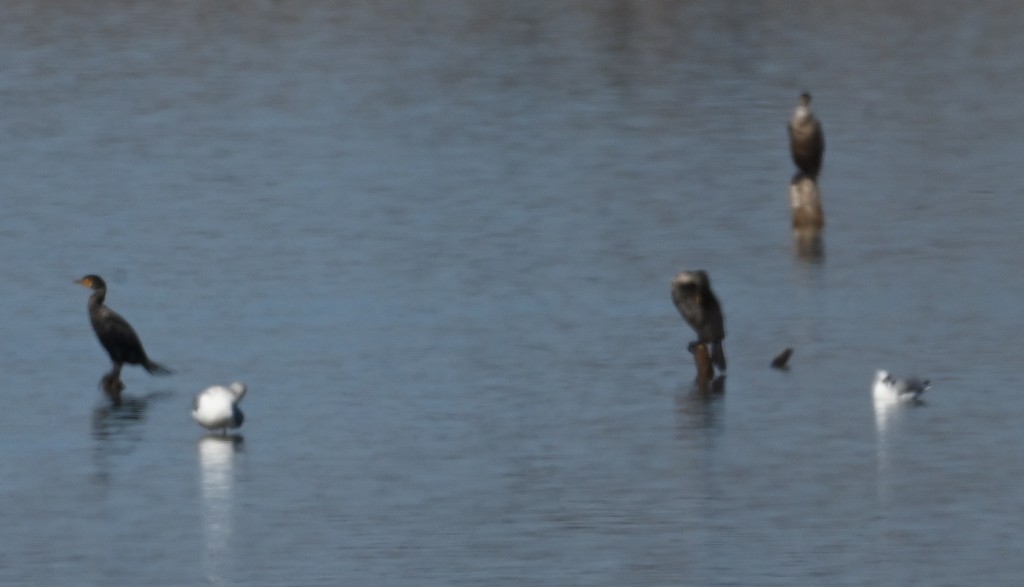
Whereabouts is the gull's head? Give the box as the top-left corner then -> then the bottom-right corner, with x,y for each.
874,370 -> 891,384
228,382 -> 247,401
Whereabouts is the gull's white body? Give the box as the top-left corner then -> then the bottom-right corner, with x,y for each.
873,370 -> 929,403
193,382 -> 246,433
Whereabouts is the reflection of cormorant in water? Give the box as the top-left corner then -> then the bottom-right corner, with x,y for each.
92,395 -> 150,441
91,390 -> 173,485
671,270 -> 727,372
788,92 -> 825,179
76,275 -> 171,404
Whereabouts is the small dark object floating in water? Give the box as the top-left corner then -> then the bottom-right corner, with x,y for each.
770,348 -> 793,370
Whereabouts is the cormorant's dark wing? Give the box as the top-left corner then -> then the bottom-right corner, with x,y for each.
789,118 -> 824,178
699,289 -> 726,341
91,307 -> 150,365
671,281 -> 703,334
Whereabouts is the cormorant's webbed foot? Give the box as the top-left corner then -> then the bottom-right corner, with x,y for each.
100,372 -> 126,406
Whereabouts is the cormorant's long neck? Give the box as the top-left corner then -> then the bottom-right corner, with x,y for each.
89,288 -> 107,310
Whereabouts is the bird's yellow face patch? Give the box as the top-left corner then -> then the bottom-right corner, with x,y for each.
78,277 -> 93,288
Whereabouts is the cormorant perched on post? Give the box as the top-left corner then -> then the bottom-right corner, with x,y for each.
788,92 -> 825,179
671,270 -> 727,372
76,275 -> 171,385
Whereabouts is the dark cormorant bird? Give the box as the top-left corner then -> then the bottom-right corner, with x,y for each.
671,270 -> 727,372
76,275 -> 171,380
788,92 -> 825,179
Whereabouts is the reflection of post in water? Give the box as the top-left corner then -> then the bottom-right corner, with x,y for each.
793,227 -> 825,262
789,173 -> 825,261
199,435 -> 244,585
675,353 -> 726,438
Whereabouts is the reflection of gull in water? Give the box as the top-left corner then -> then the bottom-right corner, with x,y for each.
873,369 -> 928,509
199,435 -> 243,585
873,381 -> 899,439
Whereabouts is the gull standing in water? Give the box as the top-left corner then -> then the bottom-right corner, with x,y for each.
788,92 -> 825,179
193,382 -> 247,434
873,370 -> 930,403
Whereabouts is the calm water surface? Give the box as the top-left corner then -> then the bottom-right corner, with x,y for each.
2,2 -> 1024,585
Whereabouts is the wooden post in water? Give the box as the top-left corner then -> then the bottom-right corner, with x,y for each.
790,174 -> 824,261
789,174 -> 824,229
690,342 -> 715,388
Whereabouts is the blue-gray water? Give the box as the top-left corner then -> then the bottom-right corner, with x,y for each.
3,2 -> 1024,585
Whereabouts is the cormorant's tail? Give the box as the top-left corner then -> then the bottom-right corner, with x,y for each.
144,361 -> 172,375
711,343 -> 727,373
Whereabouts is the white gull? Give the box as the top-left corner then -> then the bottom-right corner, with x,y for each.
873,370 -> 929,403
193,382 -> 247,433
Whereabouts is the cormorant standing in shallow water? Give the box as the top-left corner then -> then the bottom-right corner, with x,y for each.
76,275 -> 171,389
671,270 -> 727,372
788,92 -> 825,179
